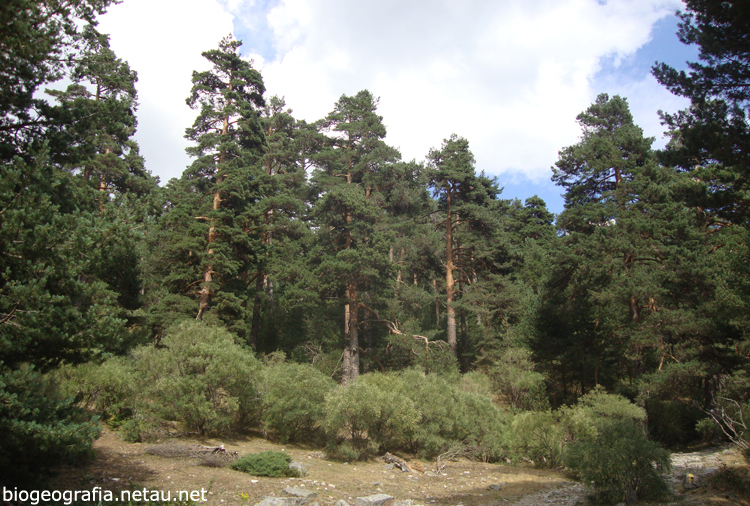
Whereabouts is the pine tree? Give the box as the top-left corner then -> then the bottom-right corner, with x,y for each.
183,35 -> 266,322
426,135 -> 502,356
653,0 -> 750,224
46,24 -> 153,197
534,94 -> 749,407
248,96 -> 315,351
311,90 -> 400,384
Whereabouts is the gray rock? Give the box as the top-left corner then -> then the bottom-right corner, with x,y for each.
354,494 -> 394,506
283,487 -> 318,500
487,483 -> 505,491
424,471 -> 439,478
335,501 -> 351,506
383,463 -> 395,470
392,501 -> 413,506
256,497 -> 306,506
289,461 -> 309,477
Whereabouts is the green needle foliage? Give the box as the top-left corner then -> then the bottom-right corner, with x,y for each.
0,364 -> 100,488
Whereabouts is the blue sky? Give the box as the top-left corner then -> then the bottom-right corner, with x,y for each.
503,14 -> 700,214
99,0 -> 699,216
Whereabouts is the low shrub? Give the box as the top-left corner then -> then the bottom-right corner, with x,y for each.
259,361 -> 335,443
564,417 -> 672,504
133,321 -> 262,435
400,368 -> 507,460
230,451 -> 299,477
56,356 -> 136,421
323,369 -> 507,460
505,410 -> 564,467
485,347 -> 549,411
323,372 -> 419,456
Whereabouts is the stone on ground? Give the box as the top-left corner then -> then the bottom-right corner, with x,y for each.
354,494 -> 394,506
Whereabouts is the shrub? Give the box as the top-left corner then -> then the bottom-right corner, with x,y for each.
230,451 -> 299,477
0,364 -> 100,487
259,361 -> 335,443
385,334 -> 459,375
56,357 -> 137,420
323,372 -> 419,456
504,386 -> 655,470
506,410 -> 564,468
399,368 -> 507,460
323,369 -> 507,461
560,386 -> 646,441
564,418 -> 672,504
134,321 -> 262,435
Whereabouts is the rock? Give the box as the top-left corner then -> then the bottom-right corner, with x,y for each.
283,487 -> 318,500
424,471 -> 439,478
487,483 -> 504,491
289,462 -> 309,477
335,501 -> 351,506
392,500 -> 413,506
354,494 -> 394,506
383,463 -> 395,470
256,497 -> 306,506
682,473 -> 701,490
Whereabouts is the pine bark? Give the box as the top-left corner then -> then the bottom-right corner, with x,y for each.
196,100 -> 230,320
445,191 -> 457,353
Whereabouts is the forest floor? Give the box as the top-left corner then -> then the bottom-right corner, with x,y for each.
53,427 -> 750,506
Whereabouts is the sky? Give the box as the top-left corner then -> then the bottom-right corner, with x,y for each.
97,0 -> 699,215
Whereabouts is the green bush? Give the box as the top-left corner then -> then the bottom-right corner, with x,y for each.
259,361 -> 335,443
230,451 -> 299,477
323,369 -> 507,460
0,364 -> 100,487
504,386 -> 656,470
133,321 -> 262,435
323,372 -> 420,456
564,418 -> 672,504
56,356 -> 137,421
506,410 -> 564,467
399,368 -> 507,460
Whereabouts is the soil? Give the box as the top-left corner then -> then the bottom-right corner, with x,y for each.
52,427 -> 750,506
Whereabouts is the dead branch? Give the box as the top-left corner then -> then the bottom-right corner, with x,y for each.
383,452 -> 414,473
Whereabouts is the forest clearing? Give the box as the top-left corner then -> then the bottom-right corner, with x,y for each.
4,1 -> 750,504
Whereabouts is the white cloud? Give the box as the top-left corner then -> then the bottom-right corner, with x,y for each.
98,0 -> 234,183
251,0 -> 683,182
97,0 -> 686,186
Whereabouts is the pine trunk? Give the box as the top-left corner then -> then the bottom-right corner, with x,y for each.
196,107 -> 230,320
445,192 -> 457,353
